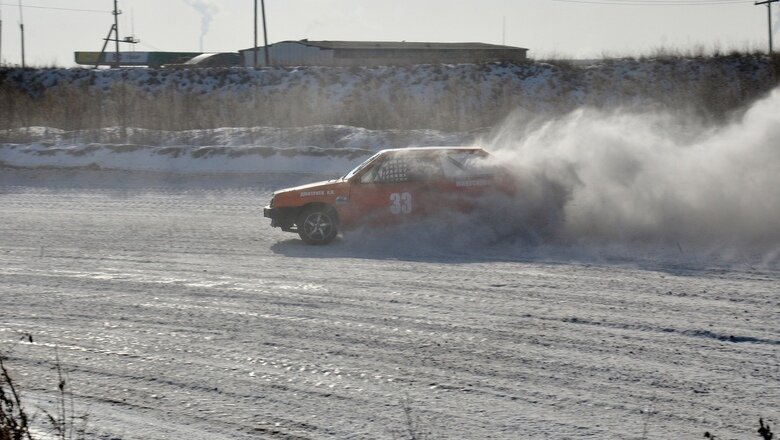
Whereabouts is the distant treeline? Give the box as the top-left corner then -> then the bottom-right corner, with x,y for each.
1,53 -> 778,132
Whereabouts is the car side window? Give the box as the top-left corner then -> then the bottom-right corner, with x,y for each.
360,153 -> 441,184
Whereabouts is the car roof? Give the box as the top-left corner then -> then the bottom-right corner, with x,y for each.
377,146 -> 485,154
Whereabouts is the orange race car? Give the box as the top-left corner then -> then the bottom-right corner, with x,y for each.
264,146 -> 510,244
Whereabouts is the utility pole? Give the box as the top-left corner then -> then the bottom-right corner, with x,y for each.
253,0 -> 257,67
95,1 -> 137,68
113,0 -> 120,67
18,0 -> 24,68
253,0 -> 270,67
96,24 -> 116,68
755,0 -> 778,54
261,0 -> 269,66
1,6 -> 4,66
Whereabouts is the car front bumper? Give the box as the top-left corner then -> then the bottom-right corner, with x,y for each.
264,206 -> 296,230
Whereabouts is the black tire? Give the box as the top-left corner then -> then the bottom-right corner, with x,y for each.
297,206 -> 338,245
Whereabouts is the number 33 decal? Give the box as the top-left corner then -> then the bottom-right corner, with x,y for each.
390,192 -> 412,214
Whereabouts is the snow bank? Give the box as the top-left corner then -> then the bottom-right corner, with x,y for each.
0,125 -> 477,174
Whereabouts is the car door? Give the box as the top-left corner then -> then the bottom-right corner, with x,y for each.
435,150 -> 498,213
346,151 -> 442,227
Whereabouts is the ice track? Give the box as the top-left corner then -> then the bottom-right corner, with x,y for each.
0,169 -> 778,439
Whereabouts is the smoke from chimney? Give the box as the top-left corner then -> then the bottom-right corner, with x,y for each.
183,0 -> 219,52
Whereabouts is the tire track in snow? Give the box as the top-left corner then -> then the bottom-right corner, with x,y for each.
1,172 -> 778,439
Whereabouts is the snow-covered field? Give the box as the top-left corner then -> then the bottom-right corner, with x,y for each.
0,168 -> 777,439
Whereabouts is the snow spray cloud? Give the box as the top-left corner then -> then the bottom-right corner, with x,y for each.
183,0 -> 219,52
483,87 -> 780,266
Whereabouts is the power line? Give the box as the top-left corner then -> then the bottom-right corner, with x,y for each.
553,0 -> 753,3
562,0 -> 753,2
138,41 -> 162,51
552,0 -> 753,5
0,3 -> 108,13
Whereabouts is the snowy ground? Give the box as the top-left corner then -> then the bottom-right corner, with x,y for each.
0,168 -> 777,439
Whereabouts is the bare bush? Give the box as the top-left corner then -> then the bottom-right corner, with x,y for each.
0,354 -> 87,440
0,357 -> 33,440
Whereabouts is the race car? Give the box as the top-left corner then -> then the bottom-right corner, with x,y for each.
264,146 -> 508,244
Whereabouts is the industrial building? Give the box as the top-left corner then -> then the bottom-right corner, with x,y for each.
239,40 -> 528,67
74,51 -> 241,68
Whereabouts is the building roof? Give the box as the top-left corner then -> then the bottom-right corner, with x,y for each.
276,40 -> 528,51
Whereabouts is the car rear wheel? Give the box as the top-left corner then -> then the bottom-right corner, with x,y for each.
297,206 -> 338,245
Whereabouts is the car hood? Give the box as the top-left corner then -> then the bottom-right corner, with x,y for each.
273,179 -> 345,196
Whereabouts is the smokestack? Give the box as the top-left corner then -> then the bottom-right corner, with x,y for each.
18,0 -> 24,68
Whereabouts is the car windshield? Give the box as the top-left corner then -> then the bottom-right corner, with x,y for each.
342,152 -> 383,180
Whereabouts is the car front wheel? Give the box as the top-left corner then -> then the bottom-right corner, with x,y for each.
297,206 -> 338,245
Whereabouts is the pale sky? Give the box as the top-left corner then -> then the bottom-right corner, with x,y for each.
0,0 -> 776,67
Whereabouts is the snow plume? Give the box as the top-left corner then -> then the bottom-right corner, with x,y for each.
183,0 -> 219,52
483,87 -> 780,266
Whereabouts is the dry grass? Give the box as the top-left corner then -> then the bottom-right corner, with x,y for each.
0,353 -> 87,440
0,53 -> 778,134
0,356 -> 33,440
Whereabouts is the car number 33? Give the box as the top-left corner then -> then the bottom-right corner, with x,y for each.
264,146 -> 499,245
390,192 -> 412,214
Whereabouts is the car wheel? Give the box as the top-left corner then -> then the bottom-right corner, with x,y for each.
297,206 -> 338,245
